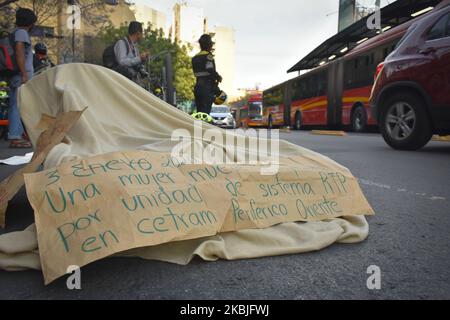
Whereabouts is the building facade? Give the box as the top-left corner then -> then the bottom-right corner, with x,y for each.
173,3 -> 208,54
132,4 -> 167,34
338,0 -> 381,31
172,3 -> 236,99
211,26 -> 236,100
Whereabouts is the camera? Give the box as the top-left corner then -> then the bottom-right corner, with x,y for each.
133,65 -> 149,78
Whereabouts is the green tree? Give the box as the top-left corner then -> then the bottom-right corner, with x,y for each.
1,0 -> 112,63
99,24 -> 195,102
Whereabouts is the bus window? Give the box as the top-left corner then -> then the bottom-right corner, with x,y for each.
263,87 -> 283,107
302,75 -> 315,100
309,76 -> 316,98
249,101 -> 263,119
317,72 -> 327,96
240,108 -> 248,119
292,72 -> 327,101
345,55 -> 374,90
291,78 -> 302,101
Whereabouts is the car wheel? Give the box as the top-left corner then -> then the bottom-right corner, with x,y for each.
294,112 -> 302,130
380,92 -> 432,150
268,115 -> 274,130
351,105 -> 367,133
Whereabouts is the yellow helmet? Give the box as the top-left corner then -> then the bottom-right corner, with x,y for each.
192,112 -> 213,124
214,91 -> 228,105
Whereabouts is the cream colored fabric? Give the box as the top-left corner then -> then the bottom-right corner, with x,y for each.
0,64 -> 370,272
0,216 -> 368,271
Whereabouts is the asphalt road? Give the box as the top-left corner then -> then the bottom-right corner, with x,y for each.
0,132 -> 449,300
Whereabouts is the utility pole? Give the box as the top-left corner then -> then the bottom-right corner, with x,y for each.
67,0 -> 76,62
165,53 -> 176,106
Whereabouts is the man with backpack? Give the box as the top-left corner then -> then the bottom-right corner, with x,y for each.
103,21 -> 149,84
4,8 -> 36,149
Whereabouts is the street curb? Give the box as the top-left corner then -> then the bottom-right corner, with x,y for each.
432,135 -> 450,142
311,130 -> 347,137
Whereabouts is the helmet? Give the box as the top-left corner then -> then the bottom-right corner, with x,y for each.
34,43 -> 48,55
199,34 -> 214,51
0,90 -> 8,99
214,90 -> 228,105
192,112 -> 213,124
0,81 -> 7,87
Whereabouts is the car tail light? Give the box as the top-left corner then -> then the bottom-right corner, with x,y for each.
374,62 -> 385,82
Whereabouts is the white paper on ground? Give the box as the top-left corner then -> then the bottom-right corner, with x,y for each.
0,153 -> 34,166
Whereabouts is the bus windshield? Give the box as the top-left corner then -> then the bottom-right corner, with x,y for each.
249,102 -> 263,119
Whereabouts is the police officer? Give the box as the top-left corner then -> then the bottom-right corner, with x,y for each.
192,34 -> 222,115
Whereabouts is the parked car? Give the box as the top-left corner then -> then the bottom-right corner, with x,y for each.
210,105 -> 237,129
370,4 -> 450,150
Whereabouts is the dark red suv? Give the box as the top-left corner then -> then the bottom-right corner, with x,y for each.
371,4 -> 450,150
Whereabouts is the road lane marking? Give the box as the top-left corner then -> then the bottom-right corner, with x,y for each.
359,179 -> 391,190
310,130 -> 347,137
358,178 -> 447,202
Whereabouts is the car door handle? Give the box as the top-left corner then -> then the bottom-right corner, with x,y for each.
419,47 -> 436,55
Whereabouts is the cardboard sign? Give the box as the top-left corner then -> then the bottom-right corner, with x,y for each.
24,151 -> 374,284
0,109 -> 85,228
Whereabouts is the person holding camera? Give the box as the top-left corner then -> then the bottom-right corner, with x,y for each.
113,21 -> 150,84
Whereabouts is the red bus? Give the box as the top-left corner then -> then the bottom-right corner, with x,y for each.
231,92 -> 263,128
247,92 -> 264,127
261,83 -> 287,128
262,18 -> 416,131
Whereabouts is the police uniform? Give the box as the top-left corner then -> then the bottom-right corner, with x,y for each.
192,51 -> 222,115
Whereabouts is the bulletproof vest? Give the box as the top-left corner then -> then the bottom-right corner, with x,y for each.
192,51 -> 215,80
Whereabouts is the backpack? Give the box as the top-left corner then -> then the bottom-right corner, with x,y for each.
0,32 -> 19,77
102,38 -> 130,69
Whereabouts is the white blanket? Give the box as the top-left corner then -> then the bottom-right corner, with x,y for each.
0,64 -> 370,273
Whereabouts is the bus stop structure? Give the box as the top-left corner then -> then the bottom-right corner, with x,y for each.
288,0 -> 444,73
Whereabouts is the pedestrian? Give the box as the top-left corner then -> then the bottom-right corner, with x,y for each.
192,34 -> 223,115
113,21 -> 150,84
8,8 -> 37,149
33,42 -> 54,76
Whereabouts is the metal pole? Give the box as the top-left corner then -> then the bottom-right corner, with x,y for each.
72,26 -> 75,60
71,6 -> 75,61
165,53 -> 175,106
